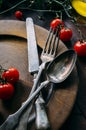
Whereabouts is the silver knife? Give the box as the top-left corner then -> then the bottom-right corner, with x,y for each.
13,17 -> 49,130
26,17 -> 50,130
26,17 -> 40,96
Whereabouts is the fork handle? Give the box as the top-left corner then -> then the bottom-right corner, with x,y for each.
35,96 -> 50,130
32,62 -> 46,91
32,62 -> 50,130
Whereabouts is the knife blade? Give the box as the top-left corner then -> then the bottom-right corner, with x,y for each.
26,17 -> 39,73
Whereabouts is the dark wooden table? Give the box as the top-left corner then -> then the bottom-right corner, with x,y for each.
0,10 -> 86,130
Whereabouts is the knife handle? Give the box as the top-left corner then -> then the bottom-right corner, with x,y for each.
35,96 -> 50,130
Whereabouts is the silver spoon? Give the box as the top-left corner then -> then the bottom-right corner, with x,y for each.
0,49 -> 77,130
34,49 -> 77,129
46,49 -> 77,83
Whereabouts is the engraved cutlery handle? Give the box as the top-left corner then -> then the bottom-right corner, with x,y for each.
35,96 -> 50,130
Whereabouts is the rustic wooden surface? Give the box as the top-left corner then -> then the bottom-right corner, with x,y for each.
0,10 -> 86,130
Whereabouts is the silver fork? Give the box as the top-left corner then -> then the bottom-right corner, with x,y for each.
35,26 -> 60,130
0,26 -> 60,130
34,26 -> 60,86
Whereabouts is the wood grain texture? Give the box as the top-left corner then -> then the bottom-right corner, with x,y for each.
0,20 -> 78,129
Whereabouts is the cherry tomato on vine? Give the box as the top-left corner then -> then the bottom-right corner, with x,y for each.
74,40 -> 86,56
50,18 -> 64,29
15,11 -> 23,20
2,68 -> 19,84
60,28 -> 72,42
0,83 -> 14,100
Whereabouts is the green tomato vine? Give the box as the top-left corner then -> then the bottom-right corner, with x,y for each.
0,0 -> 73,17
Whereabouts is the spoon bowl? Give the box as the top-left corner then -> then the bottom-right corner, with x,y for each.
46,49 -> 77,83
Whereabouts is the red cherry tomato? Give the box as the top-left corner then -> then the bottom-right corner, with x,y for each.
74,40 -> 86,56
2,68 -> 19,84
15,11 -> 23,20
50,18 -> 64,29
60,28 -> 72,42
0,83 -> 14,100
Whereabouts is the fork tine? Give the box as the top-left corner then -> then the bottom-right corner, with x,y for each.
42,27 -> 52,53
49,26 -> 59,55
43,27 -> 54,53
42,25 -> 61,58
53,30 -> 60,56
46,28 -> 55,54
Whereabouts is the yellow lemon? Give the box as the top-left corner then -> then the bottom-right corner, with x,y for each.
71,0 -> 86,17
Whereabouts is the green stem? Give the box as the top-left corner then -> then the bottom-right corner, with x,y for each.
52,0 -> 63,5
19,7 -> 64,13
0,0 -> 27,15
53,0 -> 72,18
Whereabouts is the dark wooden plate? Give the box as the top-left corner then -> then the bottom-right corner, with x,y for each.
0,20 -> 78,130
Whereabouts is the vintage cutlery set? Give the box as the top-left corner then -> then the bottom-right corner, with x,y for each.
0,18 -> 77,130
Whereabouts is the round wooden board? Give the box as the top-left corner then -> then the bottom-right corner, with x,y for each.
0,20 -> 78,130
